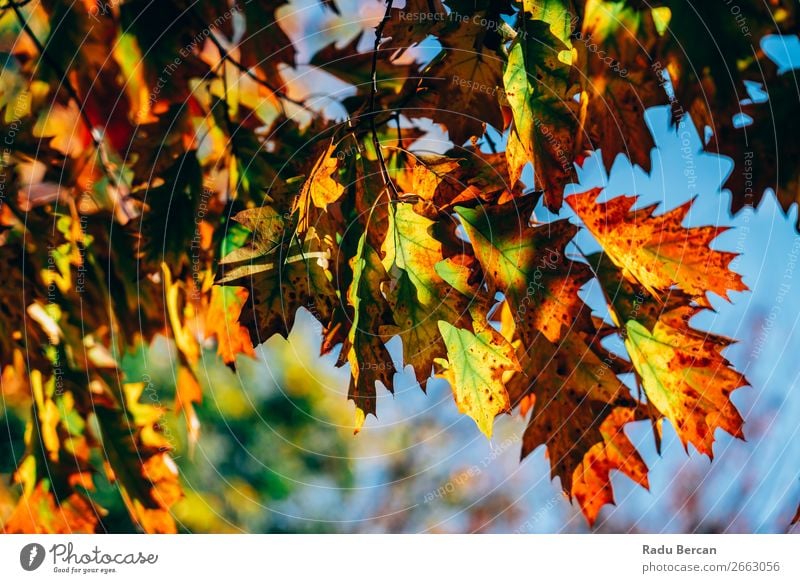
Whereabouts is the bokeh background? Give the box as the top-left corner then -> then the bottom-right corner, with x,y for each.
2,0 -> 799,533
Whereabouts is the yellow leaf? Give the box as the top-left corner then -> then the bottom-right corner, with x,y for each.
436,321 -> 520,438
293,141 -> 344,232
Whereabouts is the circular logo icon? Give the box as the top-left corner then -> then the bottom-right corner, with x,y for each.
20,543 -> 46,571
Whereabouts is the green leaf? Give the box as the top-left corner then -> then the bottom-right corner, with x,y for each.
381,203 -> 470,388
624,308 -> 746,457
346,233 -> 395,427
455,198 -> 591,344
503,18 -> 578,209
522,0 -> 574,53
436,321 -> 519,438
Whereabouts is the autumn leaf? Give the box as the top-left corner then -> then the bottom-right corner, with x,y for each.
568,189 -> 747,306
394,150 -> 519,217
1,0 -> 794,533
455,196 -> 592,344
311,33 -> 412,92
522,0 -> 574,53
236,0 -> 296,79
714,72 -> 800,219
503,17 -> 579,209
218,225 -> 339,344
573,406 -> 649,526
509,329 -> 638,496
3,371 -> 103,534
582,72 -> 660,172
403,13 -> 506,145
625,306 -> 746,457
219,207 -> 286,266
204,285 -> 256,364
3,483 -> 100,534
381,203 -> 470,389
467,229 -> 648,522
346,233 -> 395,428
588,251 -> 692,334
436,321 -> 520,438
655,0 -> 774,134
383,0 -> 447,60
578,0 -> 664,171
293,141 -> 345,233
138,150 -> 204,270
95,382 -> 181,534
590,251 -> 748,456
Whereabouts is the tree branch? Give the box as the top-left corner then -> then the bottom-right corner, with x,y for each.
190,9 -> 314,115
369,0 -> 399,200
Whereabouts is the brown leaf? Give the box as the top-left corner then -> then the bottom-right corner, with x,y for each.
395,150 -> 519,217
381,203 -> 471,389
402,14 -> 505,144
346,234 -> 395,427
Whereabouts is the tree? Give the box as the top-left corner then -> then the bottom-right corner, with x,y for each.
0,0 -> 797,532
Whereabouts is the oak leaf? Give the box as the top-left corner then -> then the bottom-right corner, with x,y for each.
436,321 -> 520,438
503,18 -> 579,209
394,151 -> 519,217
509,331 -> 638,494
578,0 -> 664,171
381,203 -> 470,389
346,233 -> 395,427
403,13 -> 505,144
455,197 -> 592,344
624,307 -> 746,457
573,406 -> 649,526
567,189 -> 747,306
293,141 -> 345,233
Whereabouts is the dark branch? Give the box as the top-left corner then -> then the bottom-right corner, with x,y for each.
369,0 -> 399,200
191,10 -> 314,114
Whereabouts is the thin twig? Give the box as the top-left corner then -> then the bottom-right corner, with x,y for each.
484,129 -> 498,154
393,113 -> 402,149
369,0 -> 399,200
0,0 -> 32,10
194,12 -> 314,114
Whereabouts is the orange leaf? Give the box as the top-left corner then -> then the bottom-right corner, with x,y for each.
3,485 -> 100,534
567,189 -> 747,306
625,306 -> 746,457
573,407 -> 649,526
204,286 -> 255,364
